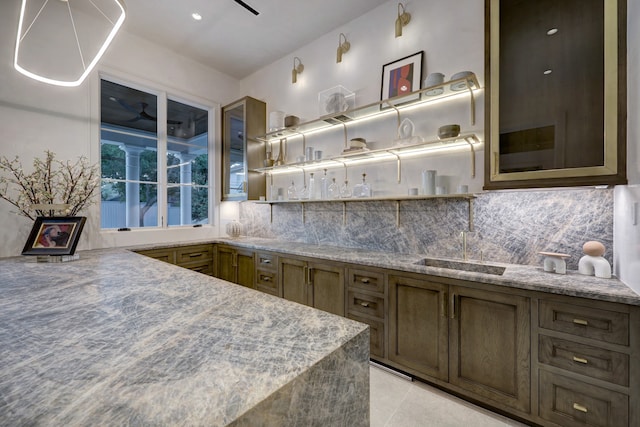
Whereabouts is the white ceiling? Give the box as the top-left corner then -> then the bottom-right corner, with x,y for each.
121,0 -> 389,79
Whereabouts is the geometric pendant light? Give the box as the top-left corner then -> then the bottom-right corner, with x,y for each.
14,0 -> 126,87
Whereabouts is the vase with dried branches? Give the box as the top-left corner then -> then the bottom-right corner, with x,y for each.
0,150 -> 100,220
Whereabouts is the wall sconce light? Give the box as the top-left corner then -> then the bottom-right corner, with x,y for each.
336,33 -> 350,63
14,0 -> 126,87
395,3 -> 411,38
292,57 -> 304,83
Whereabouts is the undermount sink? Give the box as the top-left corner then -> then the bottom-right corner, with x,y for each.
413,258 -> 506,276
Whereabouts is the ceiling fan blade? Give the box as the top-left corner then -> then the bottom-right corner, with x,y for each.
140,111 -> 158,122
233,0 -> 259,16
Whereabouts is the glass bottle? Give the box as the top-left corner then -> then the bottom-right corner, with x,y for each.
328,178 -> 340,199
353,173 -> 371,198
340,180 -> 352,198
320,169 -> 329,199
308,172 -> 316,200
287,181 -> 298,200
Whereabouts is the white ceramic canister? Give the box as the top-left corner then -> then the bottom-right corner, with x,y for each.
422,170 -> 437,195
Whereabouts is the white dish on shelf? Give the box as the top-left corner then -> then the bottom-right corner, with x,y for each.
450,71 -> 474,91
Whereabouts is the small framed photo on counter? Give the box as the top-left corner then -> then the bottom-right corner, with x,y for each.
22,216 -> 86,256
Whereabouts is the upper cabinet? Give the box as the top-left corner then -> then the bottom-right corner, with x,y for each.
485,0 -> 627,189
221,96 -> 266,201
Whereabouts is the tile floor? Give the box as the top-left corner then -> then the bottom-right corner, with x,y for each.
370,364 -> 530,427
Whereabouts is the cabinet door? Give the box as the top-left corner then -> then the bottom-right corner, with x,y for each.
280,257 -> 308,306
449,285 -> 530,413
309,261 -> 345,317
388,275 -> 449,381
221,97 -> 266,201
216,246 -> 236,283
236,249 -> 255,289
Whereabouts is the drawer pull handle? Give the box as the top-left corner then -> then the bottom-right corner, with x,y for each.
189,253 -> 203,257
573,403 -> 588,413
573,356 -> 588,364
360,278 -> 370,284
261,259 -> 271,264
360,302 -> 370,308
573,318 -> 589,326
261,276 -> 271,282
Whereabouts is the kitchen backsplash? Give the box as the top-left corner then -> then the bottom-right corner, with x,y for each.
238,188 -> 613,270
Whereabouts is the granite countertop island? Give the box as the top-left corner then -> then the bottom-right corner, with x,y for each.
0,249 -> 370,426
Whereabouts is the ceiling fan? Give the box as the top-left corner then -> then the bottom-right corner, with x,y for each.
117,99 -> 182,125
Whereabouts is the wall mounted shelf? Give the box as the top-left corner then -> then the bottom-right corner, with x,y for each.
257,73 -> 481,146
255,194 -> 476,228
254,133 -> 481,182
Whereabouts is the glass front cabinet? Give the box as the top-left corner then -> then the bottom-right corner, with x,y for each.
485,0 -> 627,189
221,96 -> 266,201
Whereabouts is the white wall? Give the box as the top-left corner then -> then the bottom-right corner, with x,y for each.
0,0 -> 240,258
613,0 -> 640,293
239,0 -> 486,198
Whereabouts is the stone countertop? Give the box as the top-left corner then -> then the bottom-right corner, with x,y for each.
0,249 -> 369,426
213,237 -> 640,306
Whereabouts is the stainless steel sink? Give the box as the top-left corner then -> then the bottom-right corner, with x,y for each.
413,258 -> 506,276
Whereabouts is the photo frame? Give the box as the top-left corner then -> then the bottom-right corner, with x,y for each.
21,216 -> 86,256
381,51 -> 423,105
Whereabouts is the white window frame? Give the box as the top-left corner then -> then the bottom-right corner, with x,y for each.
96,72 -> 216,231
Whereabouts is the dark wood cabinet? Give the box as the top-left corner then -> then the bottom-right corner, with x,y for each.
449,285 -> 530,413
535,295 -> 638,427
280,256 -> 345,316
388,274 -> 448,381
215,244 -> 255,288
255,251 -> 279,296
485,0 -> 627,189
135,244 -> 213,275
205,243 -> 640,426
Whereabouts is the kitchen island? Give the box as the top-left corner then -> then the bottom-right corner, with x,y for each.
0,249 -> 370,426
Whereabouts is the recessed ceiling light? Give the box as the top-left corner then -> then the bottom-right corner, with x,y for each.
192,12 -> 202,21
547,28 -> 558,36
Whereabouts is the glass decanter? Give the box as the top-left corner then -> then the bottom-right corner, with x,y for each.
353,173 -> 371,198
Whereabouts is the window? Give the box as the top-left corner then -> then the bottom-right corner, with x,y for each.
100,78 -> 211,229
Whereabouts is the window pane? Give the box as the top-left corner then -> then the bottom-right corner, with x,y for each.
167,99 -> 209,226
167,185 -> 209,226
100,79 -> 159,228
101,183 -> 158,228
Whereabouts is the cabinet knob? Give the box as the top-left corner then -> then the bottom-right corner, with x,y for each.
572,356 -> 588,364
572,403 -> 588,413
573,318 -> 589,326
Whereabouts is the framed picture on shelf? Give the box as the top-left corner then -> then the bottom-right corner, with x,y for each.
380,51 -> 423,106
21,216 -> 87,256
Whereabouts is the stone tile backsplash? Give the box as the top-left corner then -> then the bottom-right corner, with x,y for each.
239,188 -> 613,270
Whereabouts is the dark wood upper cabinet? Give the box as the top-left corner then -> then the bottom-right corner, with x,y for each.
484,0 -> 627,189
221,96 -> 266,201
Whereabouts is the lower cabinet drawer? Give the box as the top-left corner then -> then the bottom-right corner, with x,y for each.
136,248 -> 176,264
256,269 -> 278,295
347,313 -> 385,359
539,370 -> 628,427
182,260 -> 213,276
348,290 -> 385,319
256,252 -> 277,270
539,300 -> 629,346
176,244 -> 213,264
348,269 -> 385,294
539,335 -> 629,386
